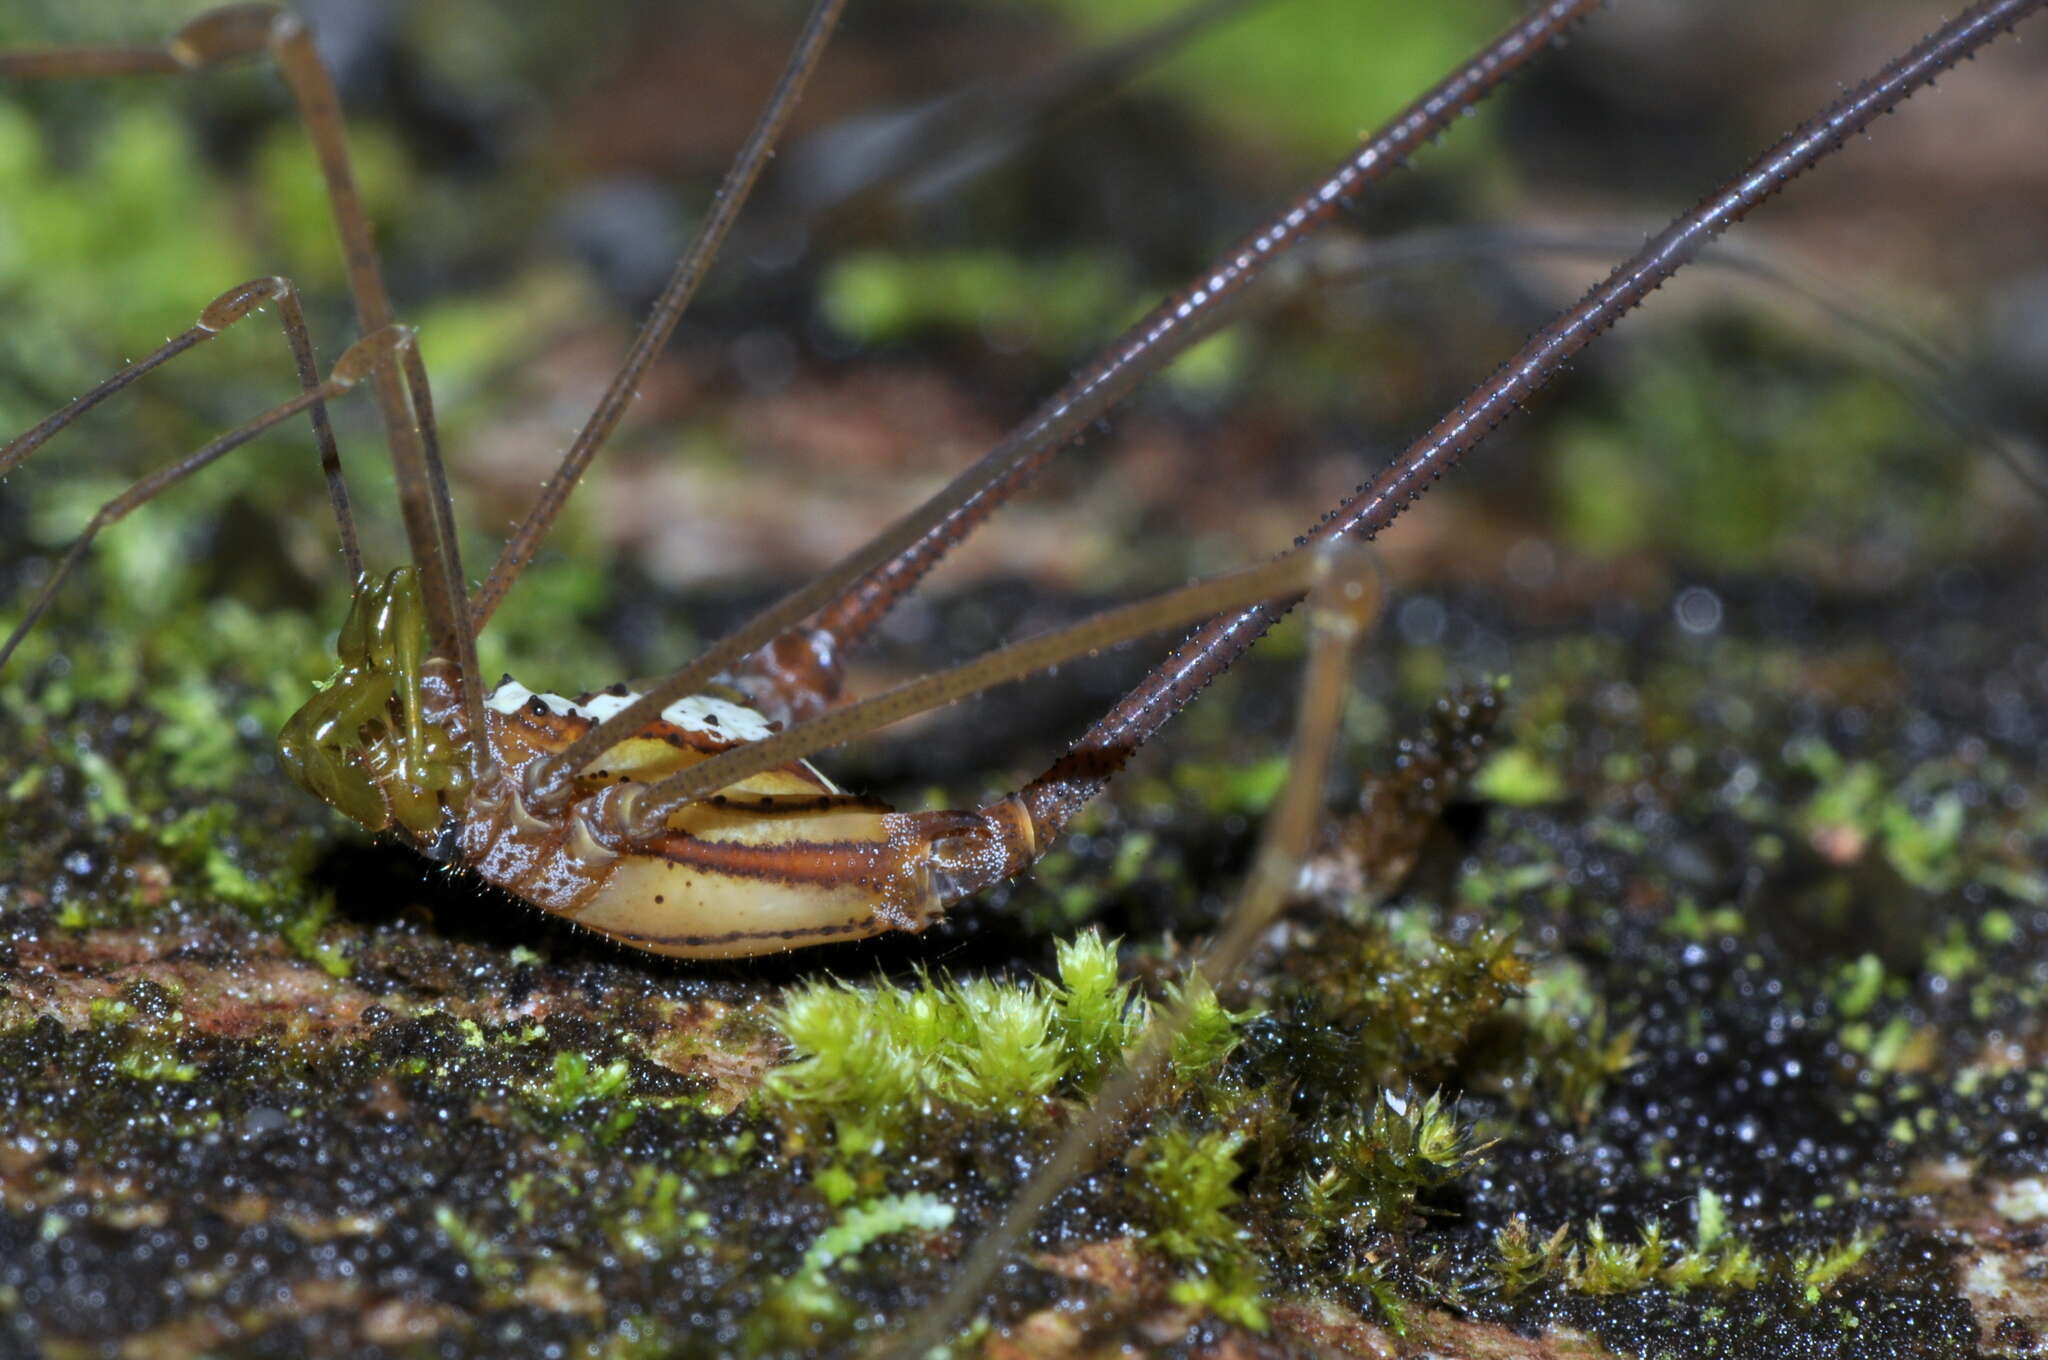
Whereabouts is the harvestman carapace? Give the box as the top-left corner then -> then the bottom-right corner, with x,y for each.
2,0 -> 2041,975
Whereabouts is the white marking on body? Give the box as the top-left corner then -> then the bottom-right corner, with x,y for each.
657,694 -> 776,743
485,679 -> 776,743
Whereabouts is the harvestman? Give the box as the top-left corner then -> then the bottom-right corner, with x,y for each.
0,0 -> 1577,956
4,0 -> 2043,1350
0,0 -> 2040,972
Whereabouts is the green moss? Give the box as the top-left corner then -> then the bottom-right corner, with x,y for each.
1299,1088 -> 1487,1243
1122,753 -> 1295,825
1295,912 -> 1528,1092
2,534 -> 347,941
1779,742 -> 2040,931
72,748 -> 134,824
1882,793 -> 1966,893
156,805 -> 288,913
433,1204 -> 519,1298
1484,959 -> 1641,1124
1172,753 -> 1291,818
750,1193 -> 957,1350
113,1040 -> 199,1085
0,105 -> 255,362
765,929 -> 1247,1147
802,1192 -> 956,1274
535,1050 -> 634,1116
1159,971 -> 1243,1080
1137,1124 -> 1248,1260
1794,1230 -> 1883,1299
766,969 -> 1053,1130
1049,928 -> 1140,1088
511,1159 -> 714,1271
1492,1217 -> 1568,1301
1924,921 -> 1980,984
1978,909 -> 2017,946
610,1167 -> 706,1261
1162,327 -> 1248,394
86,985 -> 200,1084
1491,1191 -> 1881,1304
1577,1221 -> 1678,1296
276,896 -> 355,979
1471,746 -> 1567,807
250,119 -> 413,287
1133,1124 -> 1268,1330
1831,954 -> 1888,1020
951,979 -> 1072,1113
1661,897 -> 1747,944
143,681 -> 244,792
1792,740 -> 1966,892
1456,859 -> 1562,911
1839,1013 -> 1936,1078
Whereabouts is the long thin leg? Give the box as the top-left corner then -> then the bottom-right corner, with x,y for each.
1306,224 -> 2048,500
266,280 -> 364,584
799,0 -> 1256,225
468,0 -> 848,635
881,16 -> 2048,1336
473,0 -> 1232,636
3,5 -> 488,789
874,545 -> 1381,1360
0,326 -> 412,674
260,11 -> 486,784
1,332 -> 207,475
526,0 -> 1602,814
1012,0 -> 2048,856
0,276 -> 364,583
607,549 -> 1363,840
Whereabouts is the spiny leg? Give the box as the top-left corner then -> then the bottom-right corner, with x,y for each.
0,275 -> 365,584
525,0 -> 1604,814
797,0 -> 1256,228
3,6 -> 487,787
876,546 -> 1381,1360
470,0 -> 1232,658
602,549 -> 1366,841
0,327 -> 417,674
1303,224 -> 2048,503
1010,0 -> 2048,857
882,10 -> 2048,1340
467,0 -> 848,636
